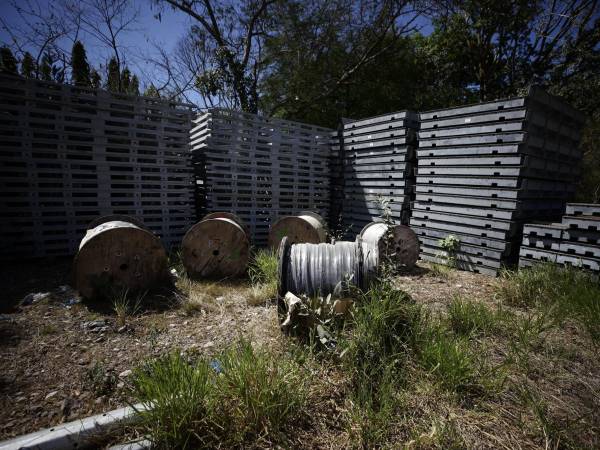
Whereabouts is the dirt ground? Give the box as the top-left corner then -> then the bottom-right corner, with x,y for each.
0,258 -> 598,449
0,257 -> 280,440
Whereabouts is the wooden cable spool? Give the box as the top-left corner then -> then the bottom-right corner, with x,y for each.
74,218 -> 169,300
268,211 -> 326,249
181,213 -> 249,278
359,222 -> 420,269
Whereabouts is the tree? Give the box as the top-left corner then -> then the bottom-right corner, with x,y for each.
143,83 -> 161,98
106,57 -> 120,92
90,68 -> 102,88
430,0 -> 599,100
62,0 -> 140,91
71,41 -> 91,85
129,74 -> 139,95
156,0 -> 278,112
0,46 -> 18,74
259,0 -> 423,125
39,52 -> 53,80
20,51 -> 36,77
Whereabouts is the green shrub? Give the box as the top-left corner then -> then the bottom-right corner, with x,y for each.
129,340 -> 306,449
247,249 -> 278,302
345,281 -> 420,381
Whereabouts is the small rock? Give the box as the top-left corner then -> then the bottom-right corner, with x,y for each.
77,358 -> 89,366
82,320 -> 107,330
215,296 -> 224,302
45,391 -> 58,400
203,341 -> 214,349
117,381 -> 125,389
118,369 -> 132,378
63,298 -> 80,307
22,292 -> 50,306
169,323 -> 176,328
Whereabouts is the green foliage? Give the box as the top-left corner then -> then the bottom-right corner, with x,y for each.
20,52 -> 35,78
345,282 -> 420,382
106,57 -> 120,92
439,235 -> 460,253
143,83 -> 161,98
497,263 -> 600,342
71,41 -> 91,86
39,52 -> 53,81
214,340 -> 307,443
131,351 -> 213,448
0,46 -> 18,75
248,248 -> 278,287
85,362 -> 117,397
121,67 -> 139,95
247,249 -> 278,303
417,324 -> 477,392
130,340 -> 306,448
447,296 -> 504,336
90,69 -> 102,88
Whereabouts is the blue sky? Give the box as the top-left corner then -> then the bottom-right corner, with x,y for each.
0,1 -> 434,107
0,1 -> 191,89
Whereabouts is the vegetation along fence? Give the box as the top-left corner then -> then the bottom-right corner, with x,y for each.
0,74 -> 196,258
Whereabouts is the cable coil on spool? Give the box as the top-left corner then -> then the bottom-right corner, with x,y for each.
277,222 -> 420,298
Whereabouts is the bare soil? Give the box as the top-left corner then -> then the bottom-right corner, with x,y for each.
0,258 -> 280,440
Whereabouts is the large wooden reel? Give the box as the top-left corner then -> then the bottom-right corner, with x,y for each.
268,212 -> 326,249
181,215 -> 249,278
360,222 -> 420,269
74,218 -> 168,300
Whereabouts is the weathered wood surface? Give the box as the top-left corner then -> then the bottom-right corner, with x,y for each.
74,219 -> 169,299
181,216 -> 249,278
268,213 -> 326,249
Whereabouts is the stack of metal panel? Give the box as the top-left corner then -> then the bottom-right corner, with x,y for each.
330,111 -> 418,238
190,108 -> 332,245
328,129 -> 345,234
0,74 -> 195,259
410,87 -> 585,276
520,203 -> 600,272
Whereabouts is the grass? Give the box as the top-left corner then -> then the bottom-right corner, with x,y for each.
121,262 -> 600,449
428,261 -> 453,279
447,296 -> 507,337
416,323 -> 477,392
344,281 -> 420,381
112,289 -> 144,327
175,276 -> 225,315
247,249 -> 278,304
497,263 -> 600,342
129,339 -> 306,449
85,362 -> 117,397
